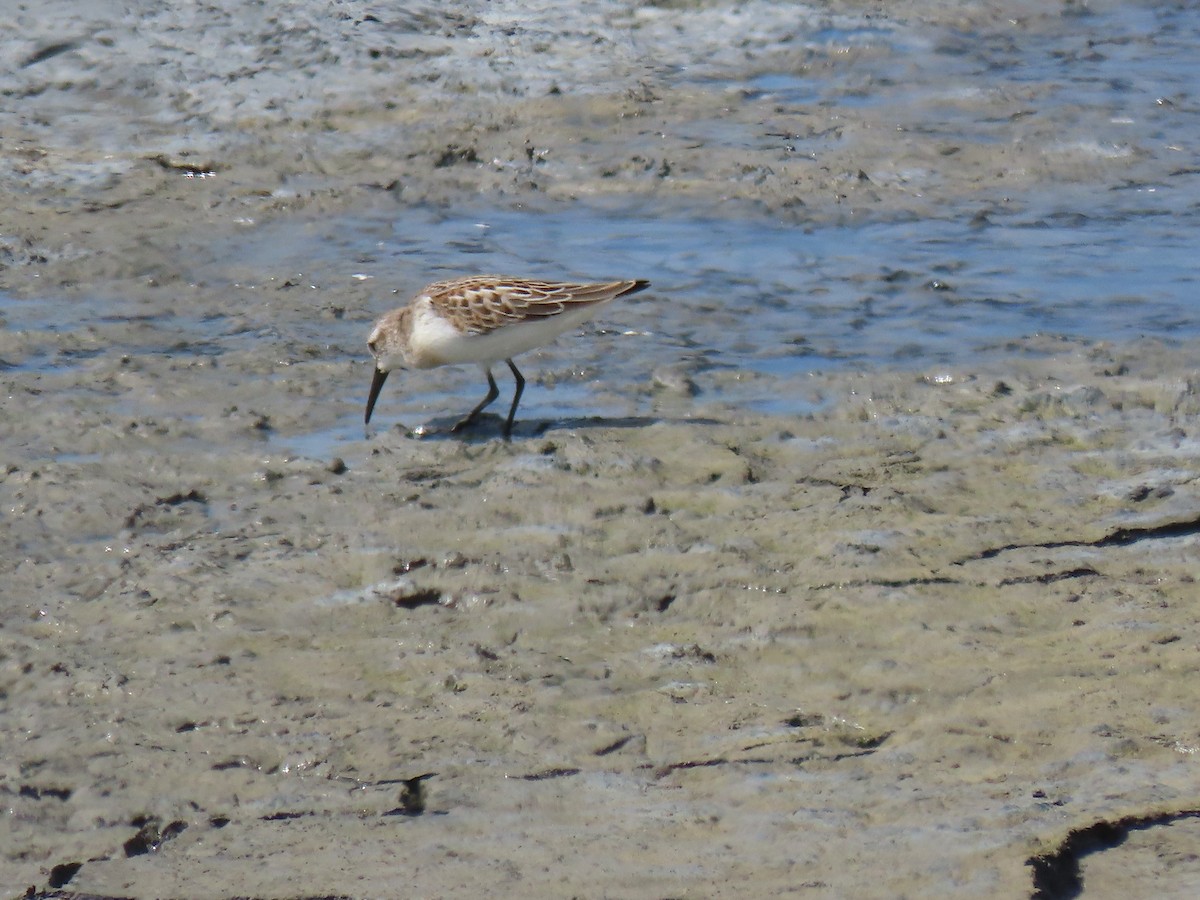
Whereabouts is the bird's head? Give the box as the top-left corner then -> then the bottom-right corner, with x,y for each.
364,308 -> 411,425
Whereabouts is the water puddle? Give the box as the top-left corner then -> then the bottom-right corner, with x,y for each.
5,178 -> 1199,436
347,190 -> 1200,382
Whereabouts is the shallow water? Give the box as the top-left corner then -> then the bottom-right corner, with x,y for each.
4,178 -> 1198,433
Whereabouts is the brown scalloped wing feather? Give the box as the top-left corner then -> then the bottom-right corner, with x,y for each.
424,276 -> 647,336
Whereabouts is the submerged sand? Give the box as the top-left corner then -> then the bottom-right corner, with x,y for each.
4,1 -> 1200,897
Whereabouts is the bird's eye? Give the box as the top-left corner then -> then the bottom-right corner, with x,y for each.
368,339 -> 378,354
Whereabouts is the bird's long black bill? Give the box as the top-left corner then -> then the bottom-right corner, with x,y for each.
365,368 -> 389,425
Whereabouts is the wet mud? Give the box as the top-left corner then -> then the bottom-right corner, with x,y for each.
4,1 -> 1200,897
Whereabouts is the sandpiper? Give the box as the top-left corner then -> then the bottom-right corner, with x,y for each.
365,275 -> 649,438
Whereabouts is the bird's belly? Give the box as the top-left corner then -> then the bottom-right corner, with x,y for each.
412,305 -> 604,368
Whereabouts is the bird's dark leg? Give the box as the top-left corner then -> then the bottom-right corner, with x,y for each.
452,367 -> 500,432
503,358 -> 525,439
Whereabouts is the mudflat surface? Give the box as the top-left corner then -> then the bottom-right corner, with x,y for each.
4,2 -> 1200,897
